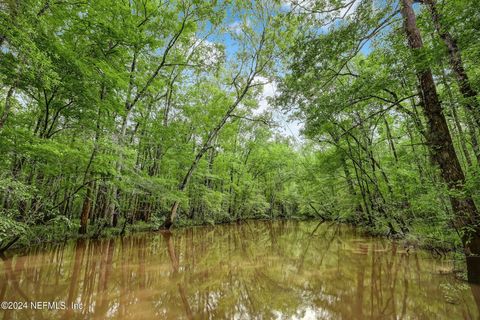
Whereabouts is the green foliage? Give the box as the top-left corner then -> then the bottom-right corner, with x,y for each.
0,216 -> 27,244
0,0 -> 479,257
276,0 -> 480,249
0,0 -> 305,248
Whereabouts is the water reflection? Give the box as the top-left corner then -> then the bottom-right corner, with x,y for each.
0,221 -> 479,319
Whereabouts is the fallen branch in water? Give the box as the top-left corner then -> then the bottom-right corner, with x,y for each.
308,202 -> 328,221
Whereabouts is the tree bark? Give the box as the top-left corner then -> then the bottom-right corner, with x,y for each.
423,0 -> 480,129
79,181 -> 93,234
440,68 -> 472,167
401,0 -> 480,283
0,85 -> 15,130
346,136 -> 373,225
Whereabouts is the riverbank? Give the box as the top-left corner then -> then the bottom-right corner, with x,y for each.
2,215 -> 301,252
1,214 -> 464,260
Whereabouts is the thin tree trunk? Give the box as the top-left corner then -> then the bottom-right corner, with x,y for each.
466,117 -> 480,165
0,85 -> 15,130
79,181 -> 93,234
440,67 -> 472,167
401,0 -> 480,283
347,137 -> 373,225
383,115 -> 411,228
164,77 -> 256,229
383,116 -> 398,162
424,0 -> 480,128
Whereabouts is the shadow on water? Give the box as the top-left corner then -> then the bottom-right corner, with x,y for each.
1,220 -> 480,319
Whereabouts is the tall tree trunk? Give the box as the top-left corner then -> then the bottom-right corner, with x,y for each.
79,181 -> 93,234
341,154 -> 356,197
423,0 -> 480,126
80,88 -> 104,226
0,85 -> 15,130
106,51 -> 138,226
401,0 -> 480,283
383,116 -> 411,230
440,68 -> 473,167
466,117 -> 480,165
424,0 -> 480,164
164,147 -> 208,229
346,136 -> 373,225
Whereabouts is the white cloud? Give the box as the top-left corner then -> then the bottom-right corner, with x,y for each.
188,37 -> 223,66
253,76 -> 302,141
253,76 -> 276,115
280,1 -> 292,11
228,19 -> 251,35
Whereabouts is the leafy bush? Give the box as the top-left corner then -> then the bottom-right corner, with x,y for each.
0,215 -> 27,249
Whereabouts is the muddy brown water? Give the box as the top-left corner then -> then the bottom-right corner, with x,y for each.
1,221 -> 479,319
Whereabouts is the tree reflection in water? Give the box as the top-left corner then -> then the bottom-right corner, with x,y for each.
1,221 -> 479,319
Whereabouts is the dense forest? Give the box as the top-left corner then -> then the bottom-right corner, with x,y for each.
1,0 -> 480,281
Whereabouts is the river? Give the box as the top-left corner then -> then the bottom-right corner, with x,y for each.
1,221 -> 479,319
